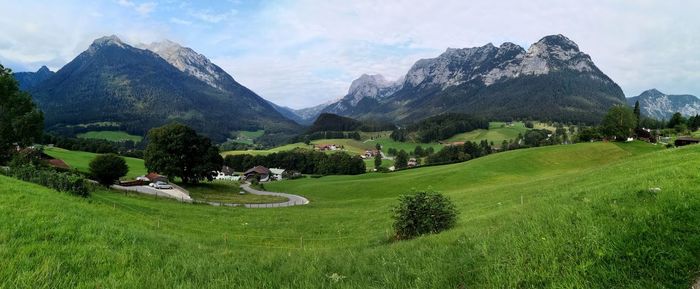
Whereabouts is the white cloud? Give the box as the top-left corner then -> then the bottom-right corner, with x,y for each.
169,17 -> 192,25
190,9 -> 238,23
117,0 -> 156,16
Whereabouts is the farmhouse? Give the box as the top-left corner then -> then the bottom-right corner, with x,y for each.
408,158 -> 418,167
244,166 -> 271,182
362,149 -> 380,159
315,144 -> 338,151
270,168 -> 285,180
674,136 -> 700,147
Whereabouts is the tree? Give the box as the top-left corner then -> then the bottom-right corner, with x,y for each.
600,106 -> 637,140
395,150 -> 409,169
414,145 -> 424,157
89,154 -> 128,186
374,153 -> 382,169
667,112 -> 686,129
392,191 -> 458,240
524,121 -> 534,128
633,100 -> 641,129
144,123 -> 223,184
0,64 -> 44,163
375,143 -> 381,151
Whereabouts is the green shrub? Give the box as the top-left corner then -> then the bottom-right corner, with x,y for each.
392,191 -> 458,240
9,165 -> 89,197
89,153 -> 128,186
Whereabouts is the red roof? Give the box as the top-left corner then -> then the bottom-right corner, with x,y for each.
244,166 -> 270,175
47,159 -> 70,170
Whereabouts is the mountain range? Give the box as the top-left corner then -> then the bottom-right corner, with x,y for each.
15,36 -> 299,143
288,35 -> 626,124
627,89 -> 700,120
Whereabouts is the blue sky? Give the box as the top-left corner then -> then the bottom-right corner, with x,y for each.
1,0 -> 698,108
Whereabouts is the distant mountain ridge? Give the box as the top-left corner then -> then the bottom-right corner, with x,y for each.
13,66 -> 54,91
23,35 -> 299,142
627,89 -> 700,120
295,34 -> 625,124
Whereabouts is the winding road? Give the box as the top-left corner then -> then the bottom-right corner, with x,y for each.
239,183 -> 310,208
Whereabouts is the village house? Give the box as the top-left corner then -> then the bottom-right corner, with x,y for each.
145,172 -> 168,183
362,149 -> 380,159
243,166 -> 271,182
315,144 -> 338,151
215,166 -> 240,181
674,136 -> 700,147
269,168 -> 285,180
407,158 -> 418,167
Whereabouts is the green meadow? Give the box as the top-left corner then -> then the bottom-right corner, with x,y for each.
2,141 -> 699,288
77,130 -> 143,143
446,121 -> 529,144
44,147 -> 146,179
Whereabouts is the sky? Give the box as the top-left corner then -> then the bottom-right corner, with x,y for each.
0,0 -> 698,109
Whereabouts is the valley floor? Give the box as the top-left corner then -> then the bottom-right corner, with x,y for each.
1,142 -> 699,288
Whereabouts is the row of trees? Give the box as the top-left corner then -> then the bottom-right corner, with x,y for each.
0,64 -> 44,163
223,149 -> 366,176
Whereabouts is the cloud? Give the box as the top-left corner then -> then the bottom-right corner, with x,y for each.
169,17 -> 192,25
117,0 -> 157,16
190,9 -> 238,23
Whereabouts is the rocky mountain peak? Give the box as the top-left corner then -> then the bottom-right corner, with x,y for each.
36,65 -> 52,74
141,40 -> 230,91
639,88 -> 664,98
91,35 -> 125,48
534,34 -> 579,51
345,74 -> 400,106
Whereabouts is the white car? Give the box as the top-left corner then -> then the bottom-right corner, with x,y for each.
151,181 -> 173,189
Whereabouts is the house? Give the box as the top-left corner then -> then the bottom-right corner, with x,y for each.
674,136 -> 700,147
215,166 -> 240,181
407,158 -> 418,167
269,168 -> 285,180
243,166 -> 271,182
315,144 -> 338,151
146,172 -> 168,183
362,150 -> 380,159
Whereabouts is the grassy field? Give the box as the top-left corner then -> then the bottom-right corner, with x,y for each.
221,139 -> 375,156
182,181 -> 288,204
77,130 -> 143,143
363,158 -> 395,171
229,130 -> 265,145
44,147 -> 146,179
446,121 -> 529,144
366,137 -> 444,154
3,141 -> 700,288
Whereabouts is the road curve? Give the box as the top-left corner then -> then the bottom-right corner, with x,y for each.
239,183 -> 309,208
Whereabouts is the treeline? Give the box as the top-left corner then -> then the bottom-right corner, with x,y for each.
47,122 -> 144,140
40,134 -> 144,158
291,131 -> 361,143
224,149 -> 365,175
391,113 -> 488,143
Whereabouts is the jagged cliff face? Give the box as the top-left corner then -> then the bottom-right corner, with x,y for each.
304,34 -> 625,124
13,65 -> 54,91
628,89 -> 700,120
404,34 -> 607,90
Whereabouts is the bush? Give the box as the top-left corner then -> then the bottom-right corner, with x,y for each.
89,153 -> 128,186
9,165 -> 89,197
392,191 -> 458,240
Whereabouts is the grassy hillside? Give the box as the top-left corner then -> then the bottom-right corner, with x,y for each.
44,147 -> 146,179
77,130 -> 143,143
221,139 -> 375,156
3,142 -> 700,288
367,137 -> 444,153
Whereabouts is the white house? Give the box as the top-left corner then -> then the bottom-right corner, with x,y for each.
270,168 -> 285,180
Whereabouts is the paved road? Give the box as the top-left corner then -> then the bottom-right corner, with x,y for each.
111,184 -> 193,202
239,183 -> 309,208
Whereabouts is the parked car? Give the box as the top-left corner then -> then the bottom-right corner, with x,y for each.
151,181 -> 173,189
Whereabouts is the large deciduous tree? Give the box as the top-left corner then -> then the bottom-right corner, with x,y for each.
600,105 -> 637,140
144,123 -> 223,184
0,64 -> 44,163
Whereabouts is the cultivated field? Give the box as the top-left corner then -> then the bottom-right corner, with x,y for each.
44,147 -> 146,179
2,141 -> 698,288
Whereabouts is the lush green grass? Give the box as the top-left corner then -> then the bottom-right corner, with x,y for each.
221,142 -> 312,156
43,147 -> 146,179
363,158 -> 395,171
222,139 -> 375,156
77,130 -> 143,143
182,181 -> 288,204
446,121 -> 529,145
3,141 -> 700,288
